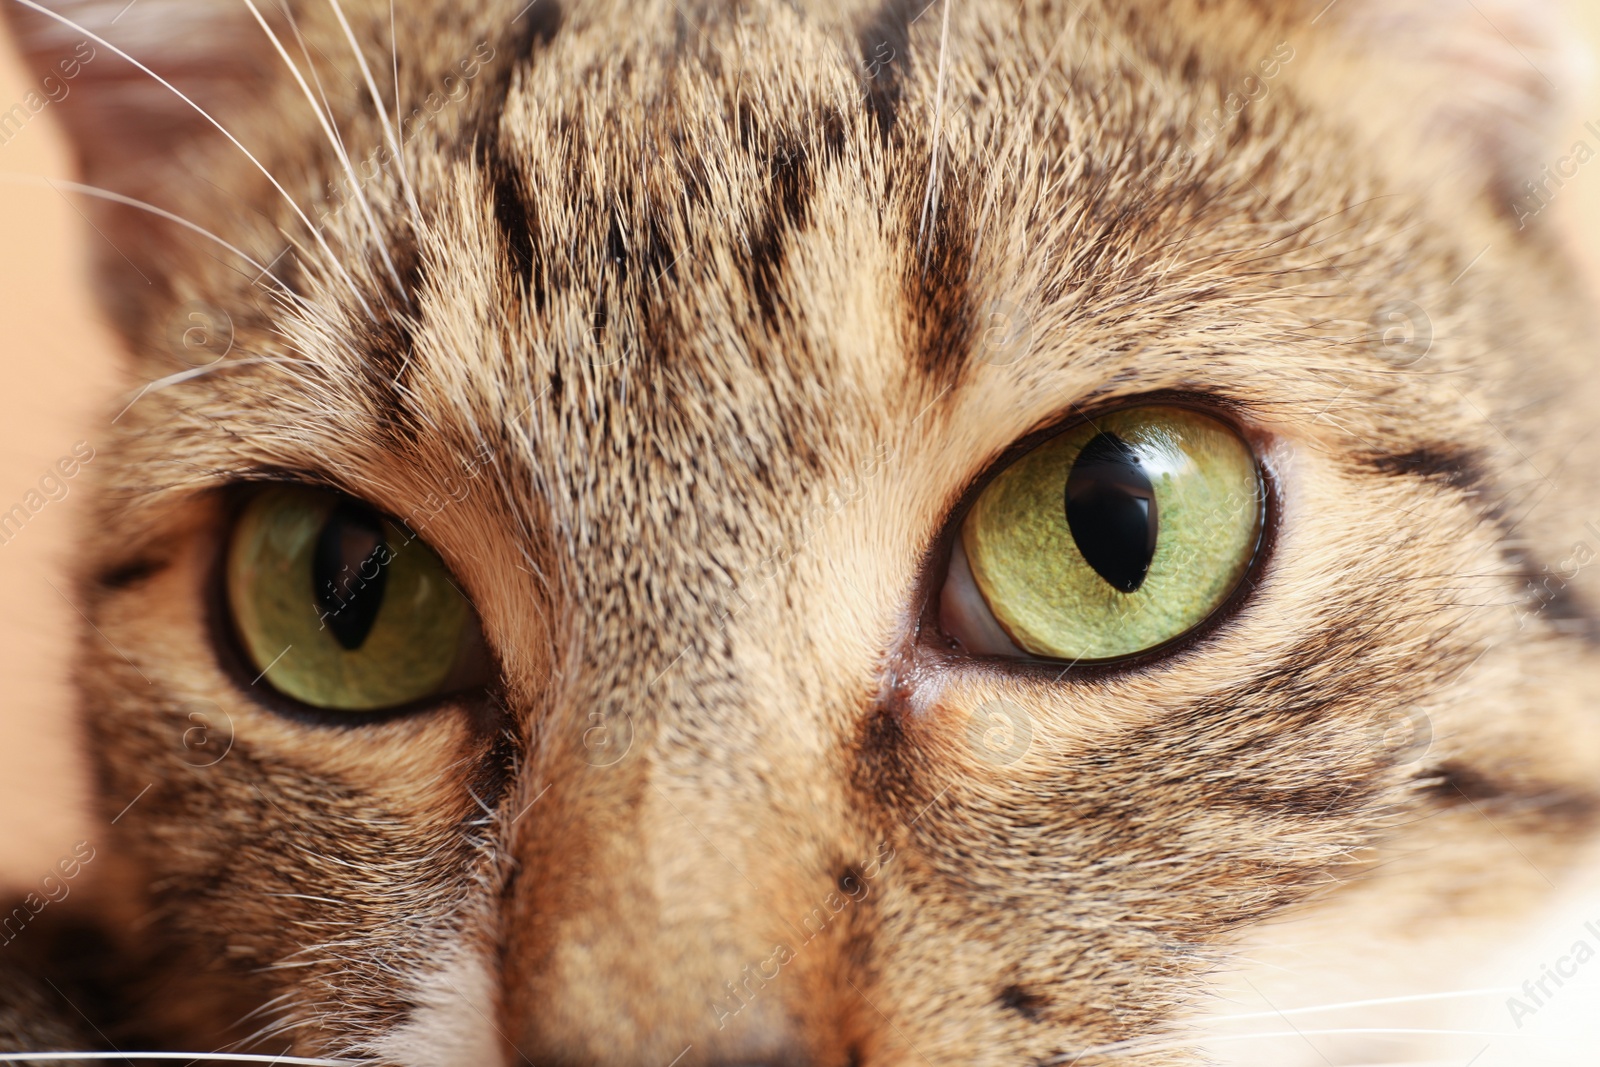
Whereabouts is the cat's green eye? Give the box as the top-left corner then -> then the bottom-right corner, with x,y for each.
225,486 -> 488,712
948,406 -> 1263,662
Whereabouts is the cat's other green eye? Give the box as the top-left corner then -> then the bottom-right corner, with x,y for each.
225,486 -> 489,712
941,406 -> 1264,663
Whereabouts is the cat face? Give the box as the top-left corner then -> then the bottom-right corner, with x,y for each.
5,0 -> 1600,1062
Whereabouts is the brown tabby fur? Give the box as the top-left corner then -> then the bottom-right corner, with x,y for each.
1,0 -> 1599,1062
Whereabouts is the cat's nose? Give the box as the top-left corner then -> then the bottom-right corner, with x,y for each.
531,1061 -> 807,1067
493,520 -> 890,1064
533,1061 -> 808,1067
495,742 -> 880,1066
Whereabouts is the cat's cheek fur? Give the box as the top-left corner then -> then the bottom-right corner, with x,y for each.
369,937 -> 505,1067
71,493 -> 519,1046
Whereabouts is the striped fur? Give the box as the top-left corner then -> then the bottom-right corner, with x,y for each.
2,0 -> 1599,1063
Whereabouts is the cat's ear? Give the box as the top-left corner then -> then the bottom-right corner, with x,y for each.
1299,0 -> 1590,215
0,0 -> 283,189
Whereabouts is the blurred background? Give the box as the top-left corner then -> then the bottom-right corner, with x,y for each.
0,13 -> 121,880
1,4 -> 1600,887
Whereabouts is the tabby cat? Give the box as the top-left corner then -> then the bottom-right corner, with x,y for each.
1,0 -> 1598,1062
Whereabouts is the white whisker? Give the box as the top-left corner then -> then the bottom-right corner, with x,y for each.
0,1055 -> 354,1065
110,352 -> 328,420
142,355 -> 322,393
916,0 -> 951,259
389,0 -> 404,210
1198,986 -> 1517,1024
5,0 -> 378,322
0,175 -> 350,348
328,0 -> 421,226
0,173 -> 329,319
1200,1027 -> 1520,1042
240,0 -> 408,302
1044,1027 -> 1523,1064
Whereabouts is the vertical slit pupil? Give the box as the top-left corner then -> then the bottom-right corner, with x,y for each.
1064,432 -> 1159,593
313,502 -> 390,650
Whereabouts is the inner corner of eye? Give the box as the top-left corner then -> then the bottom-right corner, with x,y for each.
943,406 -> 1262,663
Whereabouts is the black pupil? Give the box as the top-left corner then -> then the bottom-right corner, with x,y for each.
1064,432 -> 1159,593
313,503 -> 391,650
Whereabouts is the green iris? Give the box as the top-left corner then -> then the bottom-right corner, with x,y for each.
961,406 -> 1262,661
226,486 -> 479,711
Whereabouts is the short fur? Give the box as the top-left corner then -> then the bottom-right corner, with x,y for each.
1,0 -> 1599,1063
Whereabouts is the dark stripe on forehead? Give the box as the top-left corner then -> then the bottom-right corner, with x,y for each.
904,164 -> 978,390
745,112 -> 844,327
471,4 -> 566,305
354,235 -> 427,444
465,0 -> 565,163
511,0 -> 566,45
747,137 -> 812,326
492,159 -> 540,301
857,0 -> 918,139
348,0 -> 567,439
